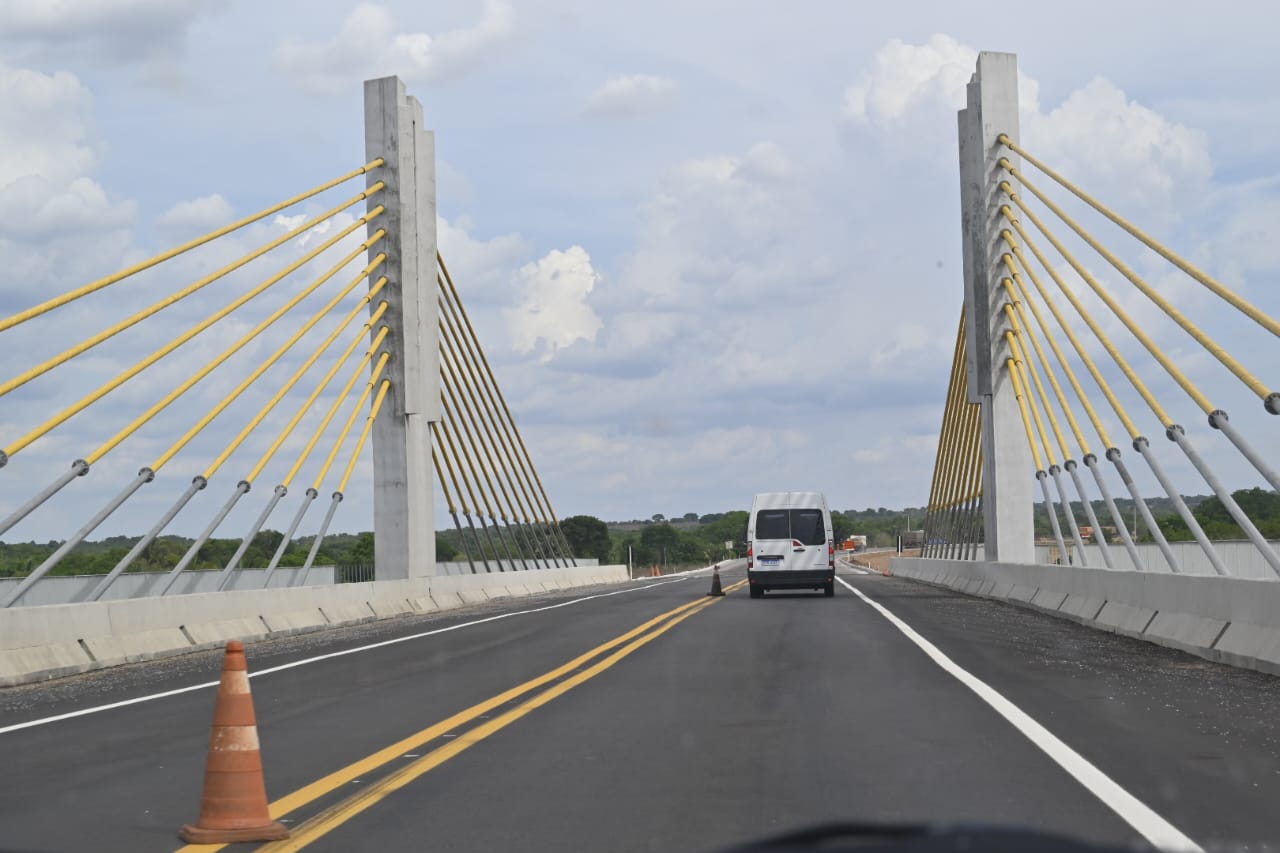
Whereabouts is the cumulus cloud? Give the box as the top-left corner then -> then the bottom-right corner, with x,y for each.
275,1 -> 515,95
437,216 -> 528,302
584,74 -> 678,116
157,194 -> 234,235
0,65 -> 96,189
1024,78 -> 1211,217
0,0 -> 216,65
0,63 -> 134,241
843,34 -> 979,126
505,247 -> 603,359
841,35 -> 1210,223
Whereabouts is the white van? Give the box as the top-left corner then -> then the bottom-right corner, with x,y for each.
746,491 -> 835,598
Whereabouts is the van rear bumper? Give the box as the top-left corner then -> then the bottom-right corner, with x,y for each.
748,569 -> 833,589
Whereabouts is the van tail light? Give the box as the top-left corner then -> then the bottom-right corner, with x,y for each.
747,543 -> 753,570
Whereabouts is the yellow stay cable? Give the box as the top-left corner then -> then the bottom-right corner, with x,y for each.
441,379 -> 506,521
338,380 -> 392,493
1005,356 -> 1044,471
430,431 -> 460,515
1001,266 -> 1093,459
438,252 -> 563,527
201,261 -> 388,480
312,353 -> 389,493
1002,164 -> 1270,402
113,230 -> 385,470
0,161 -> 384,335
1004,328 -> 1055,468
1003,188 -> 1212,417
1002,243 -> 1125,447
0,184 -> 385,400
286,328 -> 389,488
1004,302 -> 1071,462
438,294 -> 542,520
926,311 -> 967,513
3,209 -> 384,460
438,398 -> 495,519
440,324 -> 533,524
950,342 -> 982,513
430,421 -> 474,516
248,297 -> 389,486
939,316 -> 971,511
1003,214 -> 1168,431
998,135 -> 1280,338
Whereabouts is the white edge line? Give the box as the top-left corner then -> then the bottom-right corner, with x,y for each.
835,576 -> 1202,853
0,577 -> 688,737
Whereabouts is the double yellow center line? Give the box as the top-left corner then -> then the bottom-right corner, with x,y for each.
180,579 -> 744,852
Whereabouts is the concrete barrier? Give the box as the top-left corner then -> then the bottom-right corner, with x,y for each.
891,557 -> 1280,676
0,564 -> 628,686
0,566 -> 338,607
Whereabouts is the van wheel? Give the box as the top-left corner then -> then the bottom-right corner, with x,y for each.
750,586 -> 763,599
823,580 -> 835,597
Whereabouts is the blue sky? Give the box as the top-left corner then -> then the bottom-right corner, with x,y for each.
0,0 -> 1278,543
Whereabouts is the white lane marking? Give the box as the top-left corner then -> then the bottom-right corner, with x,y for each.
0,578 -> 688,737
836,576 -> 1202,853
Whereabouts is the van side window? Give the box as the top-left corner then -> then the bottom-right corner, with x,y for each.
790,509 -> 826,545
755,510 -> 789,540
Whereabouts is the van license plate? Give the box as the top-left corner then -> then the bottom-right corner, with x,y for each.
760,558 -> 780,565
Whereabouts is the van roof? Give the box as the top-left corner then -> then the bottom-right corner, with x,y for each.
751,491 -> 828,509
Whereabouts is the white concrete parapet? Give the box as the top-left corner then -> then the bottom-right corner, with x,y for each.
0,564 -> 627,686
892,556 -> 1280,675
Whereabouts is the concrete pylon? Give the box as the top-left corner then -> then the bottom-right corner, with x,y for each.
957,52 -> 1034,564
363,77 -> 440,579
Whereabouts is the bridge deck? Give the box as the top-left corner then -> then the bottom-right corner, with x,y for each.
2,566 -> 1278,850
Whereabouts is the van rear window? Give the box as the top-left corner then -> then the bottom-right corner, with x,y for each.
753,508 -> 826,544
791,509 -> 826,545
755,509 -> 789,540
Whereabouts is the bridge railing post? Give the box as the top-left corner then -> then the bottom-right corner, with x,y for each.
363,76 -> 439,580
957,52 -> 1034,563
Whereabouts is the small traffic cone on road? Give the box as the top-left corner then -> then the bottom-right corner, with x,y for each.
179,640 -> 289,844
707,564 -> 725,596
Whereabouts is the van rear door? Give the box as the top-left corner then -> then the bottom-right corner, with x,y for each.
752,507 -> 794,571
752,506 -> 828,572
789,507 -> 830,571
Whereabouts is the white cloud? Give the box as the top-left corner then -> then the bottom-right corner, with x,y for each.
0,65 -> 96,189
1024,78 -> 1211,219
584,74 -> 678,116
505,246 -> 603,359
275,1 -> 515,95
0,0 -> 215,65
0,63 -> 134,241
156,194 -> 234,235
841,35 -> 1210,226
843,34 -> 1047,127
437,216 -> 528,302
842,34 -> 979,126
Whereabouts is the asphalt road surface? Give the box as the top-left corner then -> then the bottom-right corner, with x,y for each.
3,565 -> 1280,852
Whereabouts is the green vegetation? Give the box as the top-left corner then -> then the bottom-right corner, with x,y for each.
6,491 -> 1273,578
1157,488 -> 1280,542
0,531 -> 452,578
1027,490 -> 1280,543
559,515 -> 611,563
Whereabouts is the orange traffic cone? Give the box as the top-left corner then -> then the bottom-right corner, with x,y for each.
707,564 -> 724,596
179,640 -> 289,844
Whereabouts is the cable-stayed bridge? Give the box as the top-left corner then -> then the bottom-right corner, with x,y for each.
1,55 -> 1278,853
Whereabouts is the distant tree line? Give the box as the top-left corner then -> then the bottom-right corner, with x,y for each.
0,531 -> 444,578
7,492 -> 1272,578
